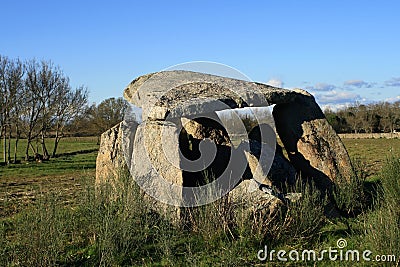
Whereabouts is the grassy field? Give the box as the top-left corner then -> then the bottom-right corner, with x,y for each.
0,137 -> 98,217
0,137 -> 399,266
0,137 -> 98,178
342,138 -> 400,178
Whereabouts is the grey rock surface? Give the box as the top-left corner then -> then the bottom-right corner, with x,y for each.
96,70 -> 355,223
123,71 -> 302,120
273,94 -> 353,190
96,122 -> 128,189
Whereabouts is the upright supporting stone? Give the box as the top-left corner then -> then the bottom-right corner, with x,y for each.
131,120 -> 184,223
96,121 -> 138,189
273,89 -> 353,191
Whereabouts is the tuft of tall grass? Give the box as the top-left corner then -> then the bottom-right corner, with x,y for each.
0,172 -> 173,266
1,190 -> 81,266
231,178 -> 327,249
362,155 -> 400,264
267,180 -> 327,246
0,169 -> 332,266
184,195 -> 235,243
183,170 -> 236,243
333,157 -> 368,216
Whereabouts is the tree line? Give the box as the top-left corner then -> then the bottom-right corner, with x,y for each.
324,102 -> 400,134
67,97 -> 128,138
0,55 -> 128,165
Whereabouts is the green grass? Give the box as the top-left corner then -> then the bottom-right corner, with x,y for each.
0,136 -> 98,179
0,150 -> 97,178
0,172 -> 330,266
1,138 -> 400,266
2,160 -> 397,266
342,138 -> 400,177
362,155 -> 400,259
0,137 -> 99,218
0,136 -> 98,160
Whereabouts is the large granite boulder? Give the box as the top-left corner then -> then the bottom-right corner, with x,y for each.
96,122 -> 129,190
272,90 -> 354,191
96,70 -> 355,222
123,71 -> 301,120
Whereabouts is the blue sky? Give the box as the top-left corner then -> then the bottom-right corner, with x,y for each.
1,0 -> 400,109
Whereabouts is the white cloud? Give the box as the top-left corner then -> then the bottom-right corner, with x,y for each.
306,82 -> 336,91
266,78 -> 284,88
343,79 -> 374,88
384,95 -> 400,102
315,90 -> 361,105
321,103 -> 352,112
385,77 -> 400,87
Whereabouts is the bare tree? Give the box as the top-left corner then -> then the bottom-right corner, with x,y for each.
380,102 -> 399,134
346,104 -> 364,134
7,59 -> 24,163
0,57 -> 24,164
23,59 -> 44,160
51,85 -> 88,157
20,60 -> 72,160
0,55 -> 8,164
324,101 -> 400,134
0,55 -> 92,163
90,97 -> 129,135
36,61 -> 66,160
